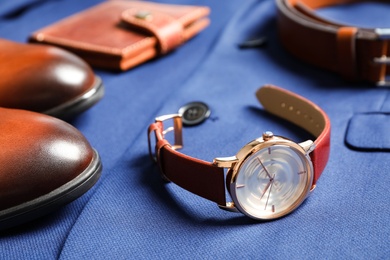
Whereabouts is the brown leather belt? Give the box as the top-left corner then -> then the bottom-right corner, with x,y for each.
276,0 -> 390,86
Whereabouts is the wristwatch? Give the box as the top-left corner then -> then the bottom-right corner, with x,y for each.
148,85 -> 331,220
276,0 -> 390,86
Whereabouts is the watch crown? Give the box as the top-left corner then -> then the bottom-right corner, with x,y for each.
262,131 -> 274,141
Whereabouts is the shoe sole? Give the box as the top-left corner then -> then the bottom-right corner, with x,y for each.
0,149 -> 102,230
43,76 -> 105,118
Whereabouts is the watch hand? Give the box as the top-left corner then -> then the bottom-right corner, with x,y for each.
258,158 -> 281,193
264,175 -> 275,210
257,158 -> 272,179
260,179 -> 273,200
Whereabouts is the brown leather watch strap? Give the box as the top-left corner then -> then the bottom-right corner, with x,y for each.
148,119 -> 226,206
256,85 -> 331,184
158,140 -> 227,205
148,85 -> 330,204
276,0 -> 390,85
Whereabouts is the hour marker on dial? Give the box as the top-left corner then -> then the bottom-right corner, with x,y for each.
236,184 -> 245,188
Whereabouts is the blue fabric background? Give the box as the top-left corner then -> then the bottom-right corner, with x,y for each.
0,0 -> 389,259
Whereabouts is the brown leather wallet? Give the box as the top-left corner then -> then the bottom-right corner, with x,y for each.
276,0 -> 390,86
29,0 -> 210,71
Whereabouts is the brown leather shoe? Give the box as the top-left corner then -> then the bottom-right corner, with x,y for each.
0,39 -> 104,118
0,108 -> 102,230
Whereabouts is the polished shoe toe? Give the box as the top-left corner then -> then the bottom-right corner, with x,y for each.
0,108 -> 102,230
0,39 -> 104,118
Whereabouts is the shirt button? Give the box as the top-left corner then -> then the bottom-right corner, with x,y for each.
178,101 -> 211,126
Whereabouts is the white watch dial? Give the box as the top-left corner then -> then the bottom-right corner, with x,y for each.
232,144 -> 313,220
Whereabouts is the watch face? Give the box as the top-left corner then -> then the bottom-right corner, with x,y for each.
230,142 -> 313,220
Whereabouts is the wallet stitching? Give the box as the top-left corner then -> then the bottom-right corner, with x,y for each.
121,37 -> 156,55
34,33 -> 155,56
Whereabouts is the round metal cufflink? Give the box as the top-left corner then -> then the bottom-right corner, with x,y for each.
178,101 -> 211,126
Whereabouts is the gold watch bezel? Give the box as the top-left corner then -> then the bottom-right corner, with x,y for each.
225,134 -> 314,220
